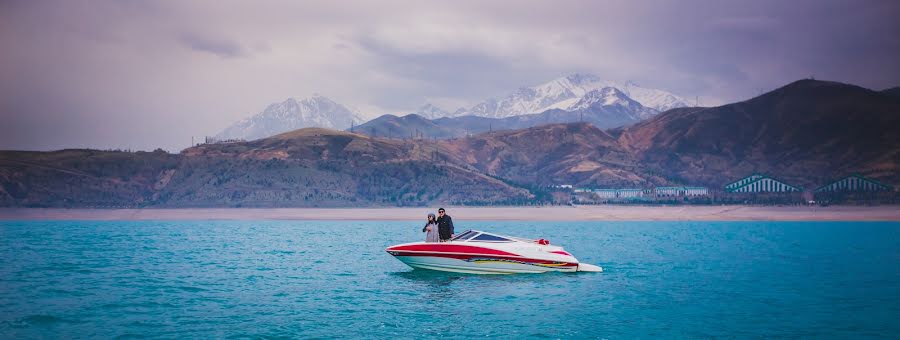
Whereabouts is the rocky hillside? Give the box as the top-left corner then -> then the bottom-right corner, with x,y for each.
173,128 -> 532,206
882,87 -> 900,101
422,79 -> 899,190
0,149 -> 180,207
351,114 -> 469,139
0,129 -> 531,207
615,79 -> 900,188
438,123 -> 653,187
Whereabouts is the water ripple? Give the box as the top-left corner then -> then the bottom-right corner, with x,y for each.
0,220 -> 898,338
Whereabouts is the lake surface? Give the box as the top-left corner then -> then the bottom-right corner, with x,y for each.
1,220 -> 898,338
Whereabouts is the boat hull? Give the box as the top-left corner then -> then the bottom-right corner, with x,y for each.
393,255 -> 578,274
386,243 -> 580,274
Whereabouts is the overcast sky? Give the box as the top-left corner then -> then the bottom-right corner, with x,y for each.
2,0 -> 898,151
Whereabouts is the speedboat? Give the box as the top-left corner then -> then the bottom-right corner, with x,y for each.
385,229 -> 603,274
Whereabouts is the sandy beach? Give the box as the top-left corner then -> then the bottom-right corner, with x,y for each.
0,205 -> 897,221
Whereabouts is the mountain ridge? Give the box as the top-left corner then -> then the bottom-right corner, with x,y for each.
452,73 -> 689,119
2,79 -> 896,207
615,79 -> 900,187
353,86 -> 661,139
216,73 -> 689,141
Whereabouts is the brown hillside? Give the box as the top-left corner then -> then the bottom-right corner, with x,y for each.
617,79 -> 900,187
164,128 -> 530,207
441,123 -> 655,187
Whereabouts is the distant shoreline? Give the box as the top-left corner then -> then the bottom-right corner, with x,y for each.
0,205 -> 898,221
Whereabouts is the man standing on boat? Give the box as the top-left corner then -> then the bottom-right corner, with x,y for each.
436,208 -> 454,242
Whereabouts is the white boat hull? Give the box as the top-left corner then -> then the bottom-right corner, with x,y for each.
386,239 -> 601,274
394,254 -> 577,274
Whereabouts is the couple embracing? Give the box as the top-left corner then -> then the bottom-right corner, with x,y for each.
422,208 -> 454,242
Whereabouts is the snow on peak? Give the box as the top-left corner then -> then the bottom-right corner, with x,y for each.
568,87 -> 658,120
557,73 -> 690,112
216,95 -> 361,141
452,73 -> 689,119
214,74 -> 691,140
568,87 -> 631,110
409,103 -> 450,119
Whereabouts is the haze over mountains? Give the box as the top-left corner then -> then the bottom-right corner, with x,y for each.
215,74 -> 688,141
2,79 -> 896,207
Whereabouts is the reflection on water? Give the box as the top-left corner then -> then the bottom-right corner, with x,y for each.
390,270 -> 467,300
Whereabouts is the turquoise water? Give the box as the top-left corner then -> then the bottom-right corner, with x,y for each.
1,220 -> 898,338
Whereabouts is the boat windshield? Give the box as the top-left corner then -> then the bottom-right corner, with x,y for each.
471,233 -> 512,242
452,230 -> 478,241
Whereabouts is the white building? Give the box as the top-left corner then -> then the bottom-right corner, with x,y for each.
655,186 -> 709,197
592,188 -> 644,199
593,189 -> 618,199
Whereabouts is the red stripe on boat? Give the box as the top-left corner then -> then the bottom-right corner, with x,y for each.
386,244 -> 520,257
389,251 -> 578,267
549,251 -> 572,256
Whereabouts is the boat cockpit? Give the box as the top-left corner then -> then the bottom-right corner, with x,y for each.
451,230 -> 524,243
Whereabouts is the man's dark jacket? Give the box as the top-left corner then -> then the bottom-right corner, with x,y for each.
437,214 -> 454,240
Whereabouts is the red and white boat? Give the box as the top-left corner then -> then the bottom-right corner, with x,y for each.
385,230 -> 603,274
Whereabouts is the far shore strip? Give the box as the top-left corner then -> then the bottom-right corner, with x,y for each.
1,205 -> 898,221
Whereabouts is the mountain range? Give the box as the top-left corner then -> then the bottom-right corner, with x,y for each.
447,79 -> 899,189
616,79 -> 900,187
354,86 -> 661,139
1,79 -> 896,207
445,73 -> 688,119
215,73 -> 688,141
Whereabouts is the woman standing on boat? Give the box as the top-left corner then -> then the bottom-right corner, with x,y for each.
423,213 -> 439,242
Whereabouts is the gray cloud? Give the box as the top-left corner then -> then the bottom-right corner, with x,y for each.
1,0 -> 898,151
178,32 -> 248,58
353,34 -> 559,109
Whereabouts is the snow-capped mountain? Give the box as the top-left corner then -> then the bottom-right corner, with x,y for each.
216,95 -> 364,141
407,103 -> 450,120
214,74 -> 688,141
568,87 -> 658,120
354,86 -> 665,139
450,73 -> 690,119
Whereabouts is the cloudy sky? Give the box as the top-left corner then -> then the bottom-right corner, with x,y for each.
2,0 -> 898,151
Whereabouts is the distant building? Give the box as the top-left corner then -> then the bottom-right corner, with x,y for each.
656,186 -> 709,197
725,175 -> 799,193
203,136 -> 246,144
685,187 -> 709,196
574,188 -> 593,193
593,188 -> 644,199
551,184 -> 574,189
815,174 -> 891,193
724,174 -> 764,191
617,189 -> 644,198
593,189 -> 617,199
